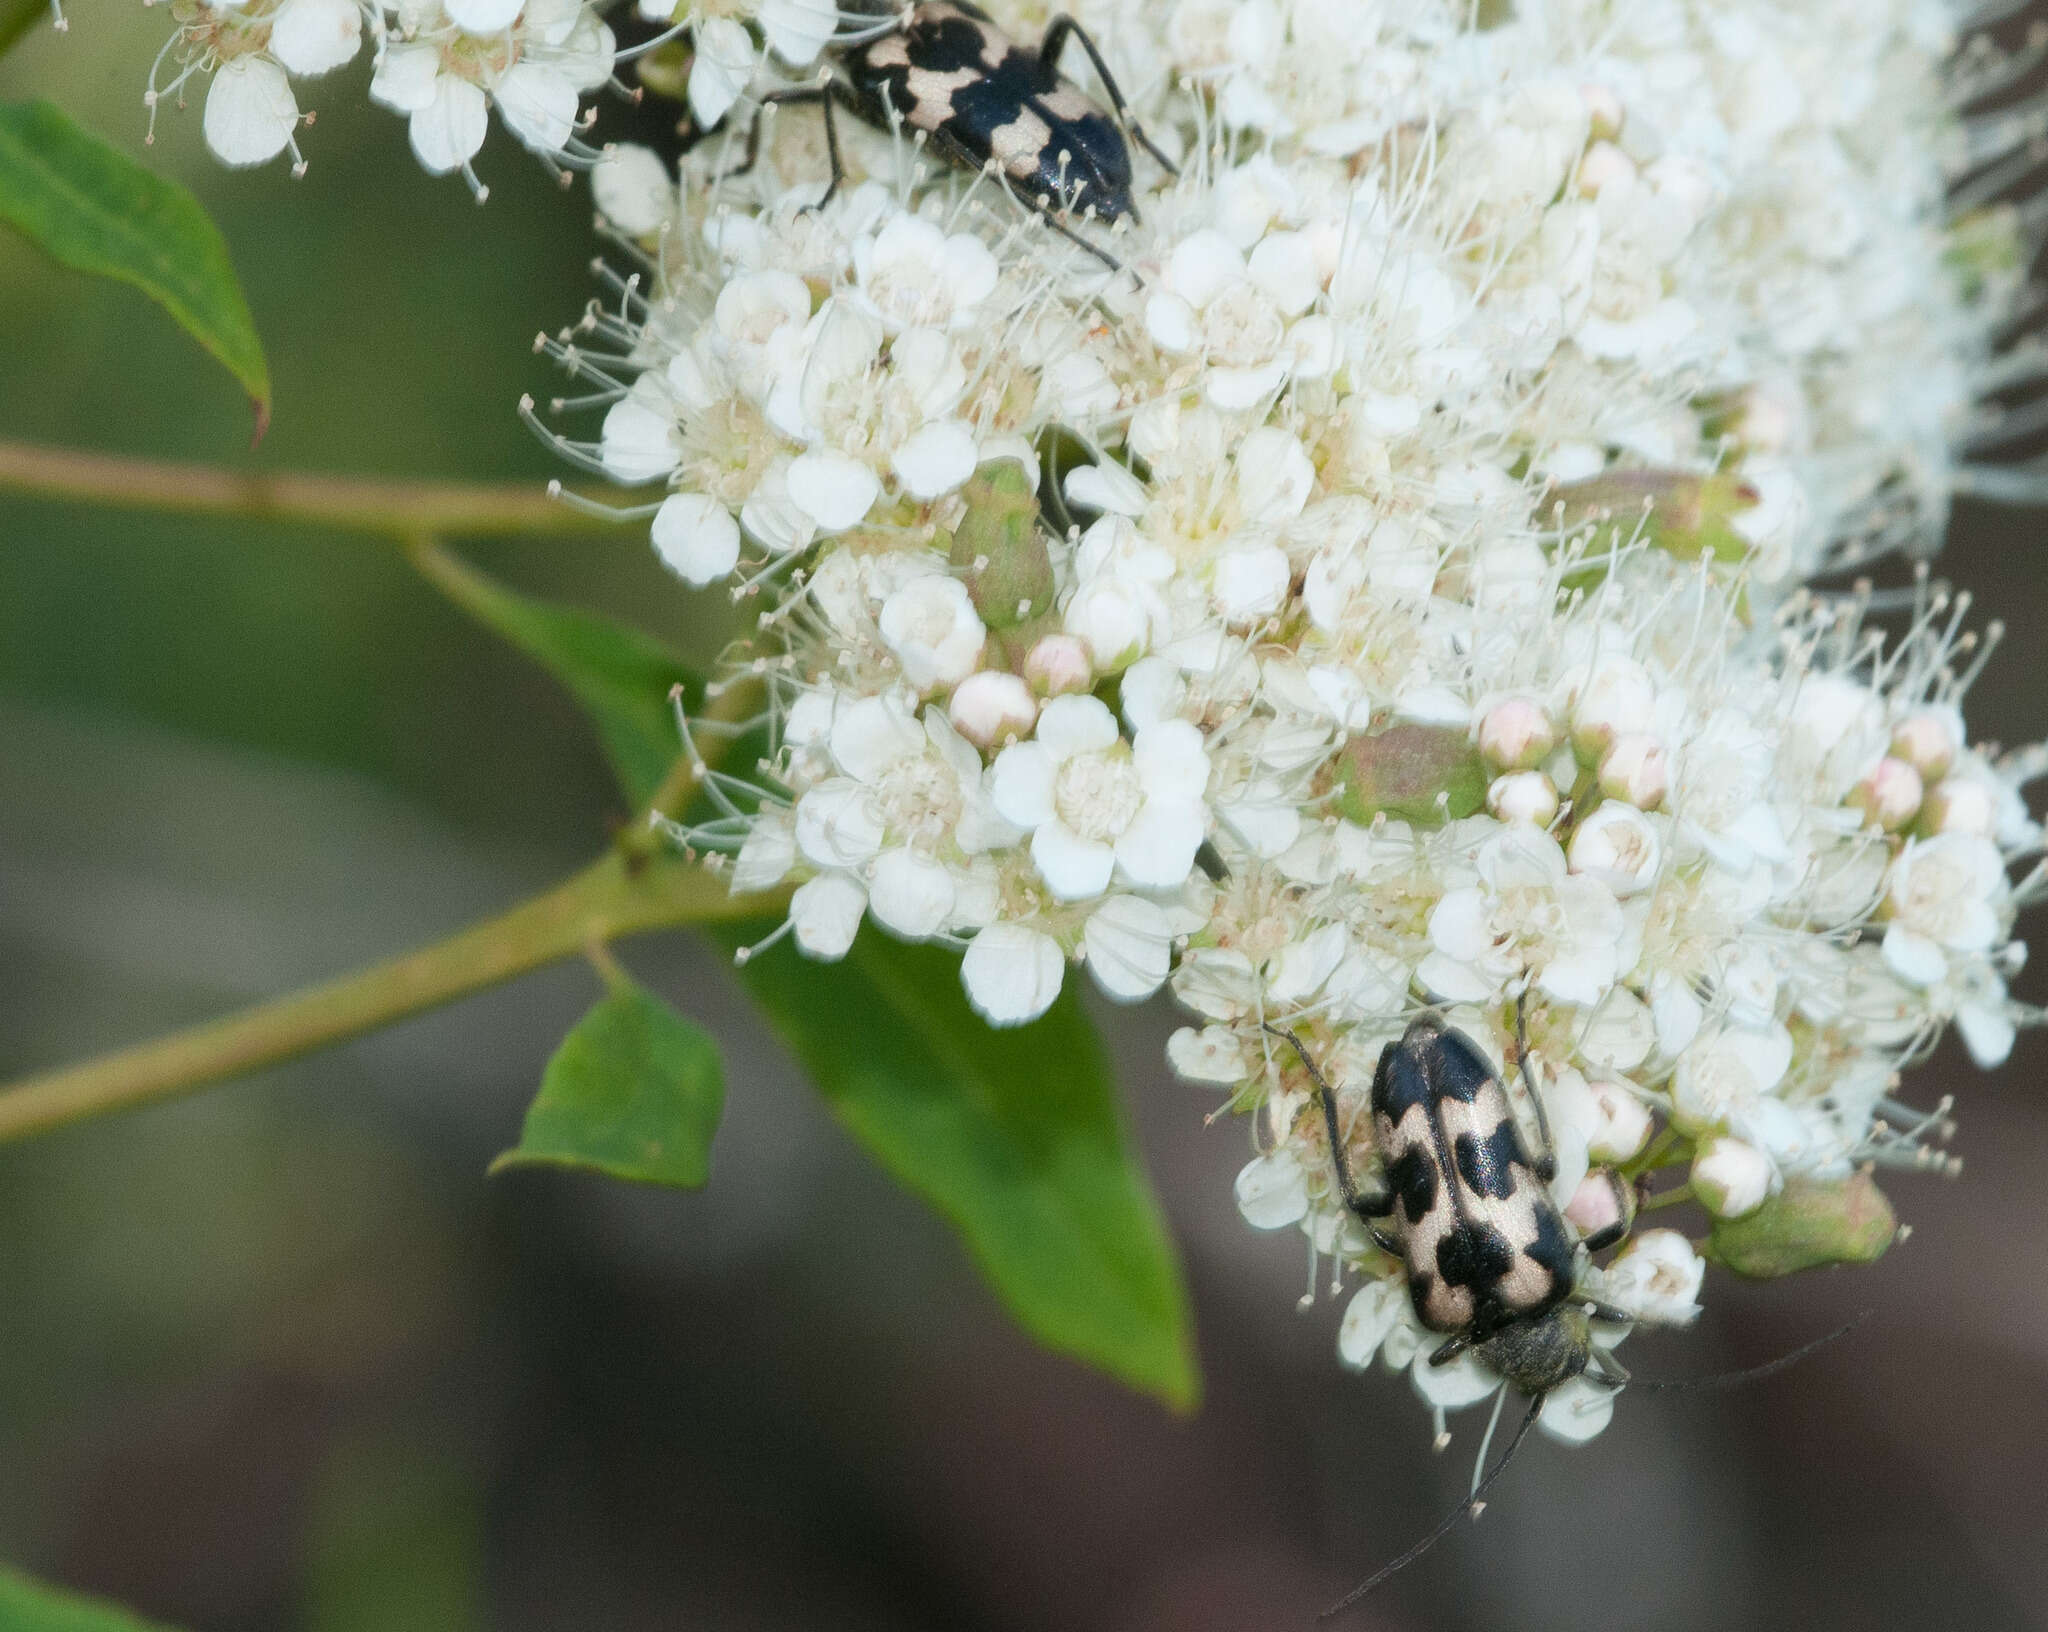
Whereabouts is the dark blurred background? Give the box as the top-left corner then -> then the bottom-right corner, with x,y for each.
4,19 -> 2048,1632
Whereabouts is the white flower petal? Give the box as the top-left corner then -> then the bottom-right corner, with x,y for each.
1032,820 -> 1116,901
961,923 -> 1065,1025
1035,693 -> 1120,762
268,0 -> 361,76
1114,798 -> 1204,890
1537,1376 -> 1616,1443
990,742 -> 1057,828
789,873 -> 865,959
409,76 -> 490,174
787,450 -> 880,531
444,0 -> 522,31
203,59 -> 298,168
868,848 -> 956,940
1083,894 -> 1174,1000
1234,1149 -> 1308,1229
891,419 -> 978,500
651,493 -> 741,586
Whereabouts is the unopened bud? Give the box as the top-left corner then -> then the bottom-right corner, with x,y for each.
1586,1078 -> 1655,1162
1575,139 -> 1635,198
947,461 -> 1053,632
1477,696 -> 1557,770
1565,1168 -> 1636,1242
1890,709 -> 1957,780
1568,801 -> 1662,897
1552,470 -> 1759,566
1598,733 -> 1668,809
1706,1172 -> 1897,1278
1849,756 -> 1924,832
1488,770 -> 1559,826
1580,81 -> 1624,140
1923,775 -> 1996,838
948,669 -> 1039,749
1569,656 -> 1656,760
1023,632 -> 1094,697
1326,723 -> 1491,827
1690,1136 -> 1773,1219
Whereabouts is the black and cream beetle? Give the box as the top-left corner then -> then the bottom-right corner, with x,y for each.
713,1 -> 1176,262
1266,1014 -> 1634,1400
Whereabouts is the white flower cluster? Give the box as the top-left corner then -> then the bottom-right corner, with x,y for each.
539,0 -> 2045,1441
145,0 -> 615,189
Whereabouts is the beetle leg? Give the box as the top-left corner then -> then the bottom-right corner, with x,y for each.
1427,1335 -> 1472,1368
1588,1351 -> 1632,1388
713,79 -> 852,210
1036,14 -> 1179,176
1512,994 -> 1559,1185
1578,1216 -> 1628,1254
1263,1023 -> 1392,1228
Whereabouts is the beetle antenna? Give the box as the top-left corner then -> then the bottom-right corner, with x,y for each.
1319,1394 -> 1544,1620
1635,1312 -> 1869,1393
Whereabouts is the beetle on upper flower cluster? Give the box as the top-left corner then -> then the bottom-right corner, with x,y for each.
703,0 -> 1177,264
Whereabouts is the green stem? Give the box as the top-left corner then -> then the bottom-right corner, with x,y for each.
0,852 -> 785,1145
0,438 -> 616,538
1638,1181 -> 1696,1213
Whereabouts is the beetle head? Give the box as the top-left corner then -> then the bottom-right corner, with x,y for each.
1480,1306 -> 1592,1396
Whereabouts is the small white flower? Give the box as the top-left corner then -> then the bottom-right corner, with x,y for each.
878,574 -> 986,694
990,696 -> 1210,901
1420,826 -> 1626,1007
1882,833 -> 2007,986
855,214 -> 1000,334
592,143 -> 675,237
1567,802 -> 1662,898
1603,1229 -> 1705,1324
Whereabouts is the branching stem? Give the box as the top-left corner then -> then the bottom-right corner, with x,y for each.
0,437 -> 614,538
0,852 -> 787,1144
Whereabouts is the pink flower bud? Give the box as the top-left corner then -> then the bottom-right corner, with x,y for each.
1890,709 -> 1957,780
1849,756 -> 1923,832
1598,733 -> 1668,809
1023,632 -> 1094,697
947,669 -> 1039,749
1477,696 -> 1557,770
1487,770 -> 1560,826
1565,1169 -> 1635,1242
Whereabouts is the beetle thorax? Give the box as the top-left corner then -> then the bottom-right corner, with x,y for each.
1478,1306 -> 1591,1396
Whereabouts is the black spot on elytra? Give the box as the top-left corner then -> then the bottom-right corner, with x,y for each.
1427,1027 -> 1497,1104
1524,1197 -> 1576,1284
1453,1121 -> 1522,1200
1437,1222 -> 1515,1294
1372,1035 -> 1434,1121
1386,1147 -> 1438,1225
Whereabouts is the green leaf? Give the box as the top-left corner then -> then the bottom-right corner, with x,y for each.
0,1567 -> 183,1631
409,542 -> 697,807
732,925 -> 1198,1410
0,101 -> 269,430
492,974 -> 725,1187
